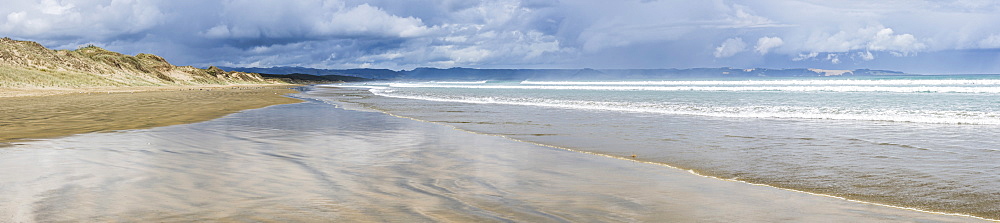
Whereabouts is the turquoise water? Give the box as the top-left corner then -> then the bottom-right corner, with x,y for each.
325,75 -> 1000,219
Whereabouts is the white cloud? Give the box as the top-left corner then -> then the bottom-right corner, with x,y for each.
714,37 -> 746,58
1,0 -> 162,39
857,51 -> 874,61
939,0 -> 1000,12
198,2 -> 430,39
574,1 -> 791,54
721,4 -> 787,28
338,28 -> 565,69
979,34 -> 1000,48
317,4 -> 429,38
800,25 -> 926,55
446,46 -> 492,63
6,11 -> 26,23
792,52 -> 819,61
867,27 -> 924,55
39,0 -> 74,15
203,25 -> 231,39
754,36 -> 783,54
826,53 -> 840,64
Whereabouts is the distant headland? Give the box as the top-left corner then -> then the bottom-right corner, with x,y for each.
221,66 -> 907,81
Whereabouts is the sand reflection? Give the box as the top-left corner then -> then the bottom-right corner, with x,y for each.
0,95 -> 986,222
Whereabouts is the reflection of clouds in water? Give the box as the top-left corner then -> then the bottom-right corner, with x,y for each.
335,83 -> 1000,221
0,95 -> 986,222
209,97 -> 409,134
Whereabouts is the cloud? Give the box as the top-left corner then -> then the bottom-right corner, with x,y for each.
202,25 -> 232,39
714,37 -> 746,58
857,51 -> 874,61
867,27 -> 924,54
1,0 -> 163,40
4,0 -> 1000,73
826,53 -> 840,64
39,0 -> 74,15
793,52 -> 819,61
315,4 -> 429,38
197,2 -> 429,40
182,0 -> 573,69
979,34 -> 1000,48
755,36 -> 783,54
799,25 -> 926,55
6,11 -> 26,24
719,3 -> 788,29
331,29 -> 565,69
572,1 -> 790,54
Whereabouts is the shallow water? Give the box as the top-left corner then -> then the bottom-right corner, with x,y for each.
327,76 -> 1000,220
0,92 -> 986,222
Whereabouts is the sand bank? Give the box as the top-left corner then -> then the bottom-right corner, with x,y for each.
0,85 -> 302,144
0,88 -> 986,222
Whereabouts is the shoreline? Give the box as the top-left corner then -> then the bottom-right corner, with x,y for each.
379,113 -> 998,222
0,84 -> 303,144
0,86 -> 996,222
0,92 -> 987,222
318,85 -> 1000,222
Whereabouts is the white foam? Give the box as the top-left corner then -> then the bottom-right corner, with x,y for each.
520,79 -> 1000,86
431,81 -> 489,84
369,89 -> 1000,125
385,83 -> 1000,93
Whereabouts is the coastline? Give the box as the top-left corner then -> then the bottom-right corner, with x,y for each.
0,89 -> 986,222
0,84 -> 302,144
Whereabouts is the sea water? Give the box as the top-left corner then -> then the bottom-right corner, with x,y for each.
324,75 -> 1000,219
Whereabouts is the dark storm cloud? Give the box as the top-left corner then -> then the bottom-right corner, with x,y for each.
3,0 -> 1000,73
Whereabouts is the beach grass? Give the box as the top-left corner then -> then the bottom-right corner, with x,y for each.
0,66 -> 124,88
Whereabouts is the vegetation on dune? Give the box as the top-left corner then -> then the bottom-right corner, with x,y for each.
0,37 -> 281,88
0,66 -> 123,88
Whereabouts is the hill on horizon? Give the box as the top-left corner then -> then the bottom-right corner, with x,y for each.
220,66 -> 907,81
256,73 -> 371,84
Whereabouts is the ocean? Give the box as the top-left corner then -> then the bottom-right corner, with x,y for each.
324,75 -> 1000,220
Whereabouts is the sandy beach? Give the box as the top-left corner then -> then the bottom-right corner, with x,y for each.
0,87 -> 987,222
0,85 -> 301,145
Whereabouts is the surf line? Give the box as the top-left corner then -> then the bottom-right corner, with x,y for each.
366,90 -> 1000,125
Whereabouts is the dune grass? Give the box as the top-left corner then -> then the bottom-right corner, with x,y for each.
0,66 -> 125,88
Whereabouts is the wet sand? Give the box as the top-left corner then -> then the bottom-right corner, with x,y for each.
0,85 -> 302,144
0,88 -> 987,222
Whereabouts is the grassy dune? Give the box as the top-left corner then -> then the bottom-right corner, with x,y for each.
0,66 -> 124,88
0,37 -> 280,90
0,37 -> 305,142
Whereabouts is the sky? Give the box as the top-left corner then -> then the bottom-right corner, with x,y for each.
3,0 -> 1000,74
